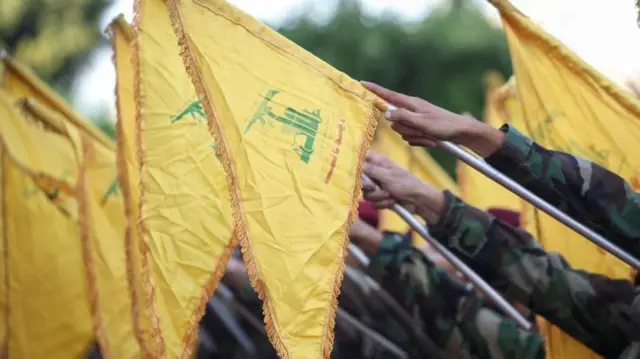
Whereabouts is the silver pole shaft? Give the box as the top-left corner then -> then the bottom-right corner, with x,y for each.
348,243 -> 371,267
440,141 -> 640,270
360,174 -> 532,330
336,307 -> 409,359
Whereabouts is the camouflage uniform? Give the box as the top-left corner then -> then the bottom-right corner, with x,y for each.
369,232 -> 544,359
426,125 -> 640,358
486,125 -> 640,258
338,254 -> 443,358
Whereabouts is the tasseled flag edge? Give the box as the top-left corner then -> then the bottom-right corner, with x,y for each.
165,1 -> 381,358
159,1 -> 239,359
132,0 -> 167,356
108,17 -> 155,358
489,0 -> 640,120
78,134 -> 114,359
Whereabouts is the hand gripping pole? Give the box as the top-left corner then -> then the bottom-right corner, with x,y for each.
385,104 -> 640,270
360,174 -> 532,330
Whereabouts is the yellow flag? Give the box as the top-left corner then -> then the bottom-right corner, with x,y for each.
166,0 -> 379,357
1,55 -> 114,150
457,71 -> 521,212
133,0 -> 235,357
25,98 -> 142,359
492,1 -> 640,357
3,56 -> 141,358
0,90 -> 92,358
0,148 -> 4,355
110,15 -> 157,359
371,117 -> 458,244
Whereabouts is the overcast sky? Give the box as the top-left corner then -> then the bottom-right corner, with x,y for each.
72,0 -> 640,120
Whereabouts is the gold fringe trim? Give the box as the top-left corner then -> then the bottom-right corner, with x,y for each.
324,104 -> 379,358
15,98 -> 68,137
108,22 -> 152,358
78,134 -> 113,359
164,2 -> 239,358
167,2 -> 381,358
489,0 -> 640,120
106,15 -> 135,42
1,147 -> 8,358
178,242 -> 237,359
132,0 -> 166,356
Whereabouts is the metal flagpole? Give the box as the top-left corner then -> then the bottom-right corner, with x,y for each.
360,174 -> 532,330
348,243 -> 370,267
384,104 -> 640,270
336,307 -> 409,359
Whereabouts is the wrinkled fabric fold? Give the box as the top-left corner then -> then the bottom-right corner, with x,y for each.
164,0 -> 379,357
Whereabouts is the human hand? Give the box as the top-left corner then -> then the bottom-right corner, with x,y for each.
362,81 -> 504,157
362,152 -> 445,223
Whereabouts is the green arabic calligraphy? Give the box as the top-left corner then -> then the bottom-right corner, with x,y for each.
244,89 -> 322,164
170,98 -> 222,161
171,100 -> 205,123
100,177 -> 120,205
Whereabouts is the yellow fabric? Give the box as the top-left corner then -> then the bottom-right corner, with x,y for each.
1,56 -> 114,150
0,90 -> 92,359
492,1 -> 640,357
371,116 -> 458,245
457,73 -> 521,212
133,0 -> 235,357
111,15 -> 157,359
2,55 -> 140,358
0,148 -> 4,355
165,0 -> 379,357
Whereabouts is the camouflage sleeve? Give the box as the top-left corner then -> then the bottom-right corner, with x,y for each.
485,124 -> 640,258
430,192 -> 639,358
369,232 -> 544,359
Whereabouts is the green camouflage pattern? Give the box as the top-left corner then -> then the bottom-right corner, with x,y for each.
431,191 -> 640,358
430,193 -> 640,357
368,232 -> 544,359
341,251 -> 455,358
486,124 -> 640,259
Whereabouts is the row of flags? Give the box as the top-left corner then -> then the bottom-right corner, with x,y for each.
466,2 -> 640,358
1,0 -> 640,358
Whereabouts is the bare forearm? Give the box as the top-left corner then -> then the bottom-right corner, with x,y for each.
458,117 -> 505,158
349,218 -> 384,256
412,184 -> 446,225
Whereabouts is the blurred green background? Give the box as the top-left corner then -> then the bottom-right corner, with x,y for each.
0,0 -> 515,178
